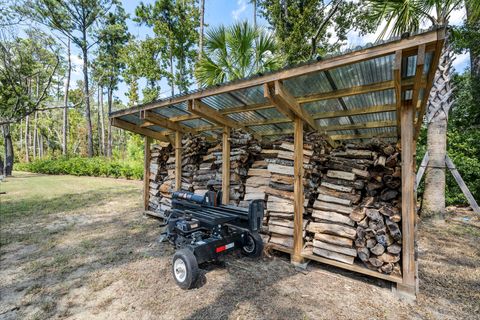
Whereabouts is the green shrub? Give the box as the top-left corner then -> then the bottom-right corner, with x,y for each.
16,157 -> 143,180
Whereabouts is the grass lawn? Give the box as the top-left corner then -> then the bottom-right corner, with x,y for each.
0,172 -> 479,319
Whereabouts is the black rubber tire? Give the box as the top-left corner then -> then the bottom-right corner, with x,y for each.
241,232 -> 263,258
172,249 -> 199,290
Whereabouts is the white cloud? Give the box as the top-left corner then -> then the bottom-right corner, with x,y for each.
232,0 -> 247,20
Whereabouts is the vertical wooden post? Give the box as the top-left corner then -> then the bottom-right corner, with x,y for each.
143,136 -> 152,211
222,126 -> 231,205
175,131 -> 182,191
398,101 -> 416,299
292,117 -> 304,264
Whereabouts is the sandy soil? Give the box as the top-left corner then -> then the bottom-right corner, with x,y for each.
1,173 -> 479,320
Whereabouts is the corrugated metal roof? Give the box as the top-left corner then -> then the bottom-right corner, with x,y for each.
110,27 -> 444,143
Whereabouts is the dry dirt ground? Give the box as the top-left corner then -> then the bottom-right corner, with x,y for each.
1,172 -> 479,320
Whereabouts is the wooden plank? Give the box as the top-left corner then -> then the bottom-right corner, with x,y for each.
312,104 -> 397,119
301,253 -> 403,283
445,155 -> 480,213
271,81 -> 318,130
410,44 -> 425,118
110,30 -> 441,119
143,137 -> 152,210
175,131 -> 182,191
292,117 -> 304,263
312,247 -> 355,264
415,29 -> 445,140
140,110 -> 194,133
415,152 -> 429,192
222,127 -> 231,204
111,118 -> 169,142
330,131 -> 397,141
400,100 -> 416,295
394,50 -> 403,138
190,100 -> 239,128
322,120 -> 396,132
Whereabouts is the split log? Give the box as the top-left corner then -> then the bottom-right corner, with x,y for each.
307,222 -> 356,239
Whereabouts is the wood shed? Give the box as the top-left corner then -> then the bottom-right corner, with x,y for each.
109,27 -> 445,299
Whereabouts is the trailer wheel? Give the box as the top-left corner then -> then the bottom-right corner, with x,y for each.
172,249 -> 198,289
241,232 -> 263,258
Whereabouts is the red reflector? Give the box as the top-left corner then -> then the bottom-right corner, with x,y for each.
215,245 -> 226,253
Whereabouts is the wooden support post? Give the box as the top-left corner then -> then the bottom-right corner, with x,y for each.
222,127 -> 231,205
143,136 -> 152,211
398,101 -> 417,299
175,131 -> 182,191
292,117 -> 305,264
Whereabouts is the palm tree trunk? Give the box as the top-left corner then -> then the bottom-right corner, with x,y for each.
63,38 -> 71,156
422,41 -> 454,219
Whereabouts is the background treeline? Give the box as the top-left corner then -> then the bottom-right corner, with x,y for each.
1,0 -> 479,205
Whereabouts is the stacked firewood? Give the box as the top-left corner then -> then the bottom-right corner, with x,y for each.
160,134 -> 210,206
147,144 -> 171,212
211,130 -> 261,206
349,142 -> 402,275
192,144 -> 219,195
264,140 -> 312,248
304,141 -> 402,274
306,152 -> 365,264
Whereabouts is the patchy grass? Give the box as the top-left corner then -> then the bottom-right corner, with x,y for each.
1,172 -> 479,319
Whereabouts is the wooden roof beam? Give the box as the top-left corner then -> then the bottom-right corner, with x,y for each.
311,104 -> 397,119
263,83 -> 296,122
410,44 -> 426,118
330,131 -> 397,141
111,118 -> 169,142
139,110 -> 195,134
189,99 -> 259,138
415,29 -> 445,140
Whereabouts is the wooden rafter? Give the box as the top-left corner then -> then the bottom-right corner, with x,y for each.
111,118 -> 169,142
330,131 -> 397,141
411,44 -> 426,118
140,110 -> 194,133
415,29 -> 446,140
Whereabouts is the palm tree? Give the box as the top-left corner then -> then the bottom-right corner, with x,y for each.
365,0 -> 480,219
195,21 -> 282,87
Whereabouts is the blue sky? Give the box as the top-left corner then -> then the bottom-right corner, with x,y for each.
67,0 -> 470,104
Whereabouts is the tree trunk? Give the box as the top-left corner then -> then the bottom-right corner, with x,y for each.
3,124 -> 13,176
0,157 -> 3,176
253,0 -> 256,28
63,38 -> 71,156
82,45 -> 93,157
25,114 -> 30,162
97,85 -> 102,156
422,40 -> 453,219
33,111 -> 38,159
198,0 -> 205,61
19,118 -> 23,156
169,41 -> 175,97
107,87 -> 113,157
100,86 -> 105,155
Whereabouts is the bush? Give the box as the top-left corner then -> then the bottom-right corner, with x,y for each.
16,157 -> 143,180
